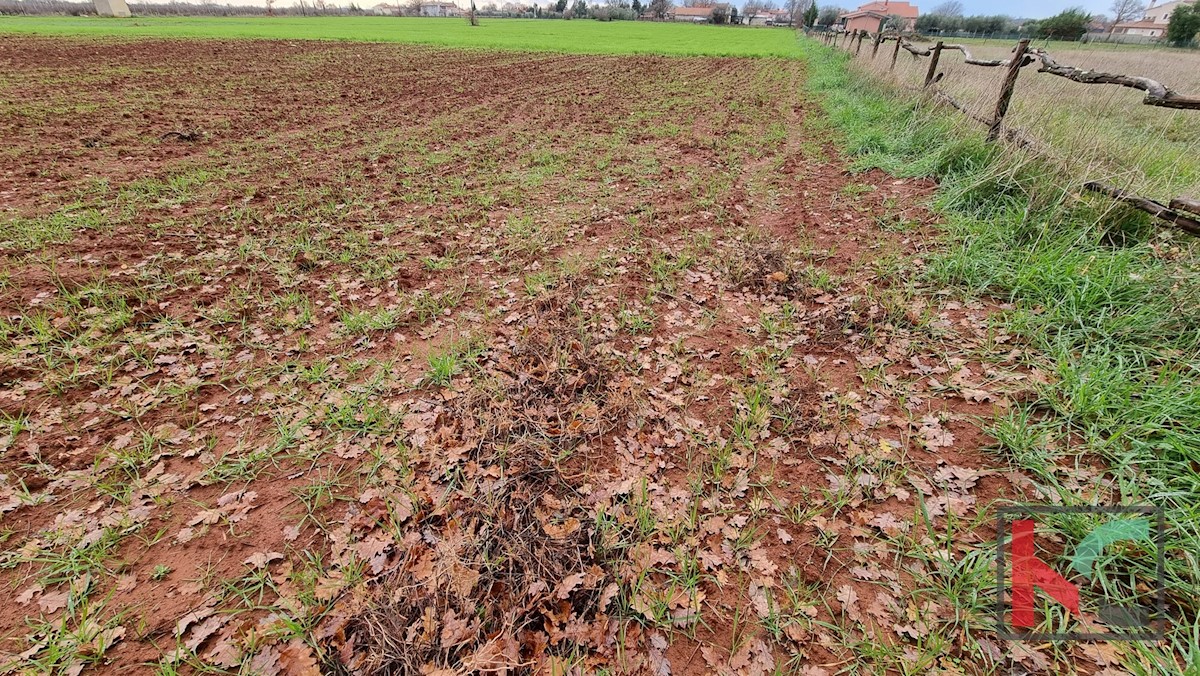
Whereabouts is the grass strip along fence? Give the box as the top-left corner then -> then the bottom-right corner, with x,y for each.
816,28 -> 1200,236
798,36 -> 1200,670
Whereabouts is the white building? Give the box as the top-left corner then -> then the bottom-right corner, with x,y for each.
420,1 -> 463,16
1110,0 -> 1194,40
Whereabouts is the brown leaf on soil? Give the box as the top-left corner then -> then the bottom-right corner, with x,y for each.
15,585 -> 42,605
37,590 -> 69,613
243,551 -> 284,569
183,614 -> 228,652
278,640 -> 321,676
749,582 -> 770,618
836,585 -> 863,623
249,645 -> 283,676
1010,642 -> 1051,671
1078,642 -> 1124,667
555,572 -> 587,600
439,609 -> 474,647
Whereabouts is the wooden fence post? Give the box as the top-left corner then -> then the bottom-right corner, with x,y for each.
872,31 -> 883,58
986,38 -> 1030,142
856,30 -> 866,55
890,33 -> 902,70
923,41 -> 944,88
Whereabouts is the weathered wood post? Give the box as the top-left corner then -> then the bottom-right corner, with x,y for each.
1171,197 -> 1200,217
872,31 -> 884,58
986,38 -> 1031,142
923,41 -> 944,88
890,33 -> 902,70
856,30 -> 867,55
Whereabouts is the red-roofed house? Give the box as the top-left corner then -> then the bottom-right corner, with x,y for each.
838,0 -> 919,33
1110,0 -> 1193,39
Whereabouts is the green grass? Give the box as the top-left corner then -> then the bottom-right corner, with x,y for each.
0,16 -> 805,57
799,37 -> 1200,672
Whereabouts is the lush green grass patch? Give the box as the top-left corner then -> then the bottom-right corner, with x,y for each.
0,16 -> 805,57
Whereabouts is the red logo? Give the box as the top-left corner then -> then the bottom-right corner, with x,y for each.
1009,519 -> 1080,628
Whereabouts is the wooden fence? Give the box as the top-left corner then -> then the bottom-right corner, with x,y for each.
816,29 -> 1200,236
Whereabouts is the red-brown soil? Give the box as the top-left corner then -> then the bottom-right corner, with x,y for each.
1,37 -> 1038,675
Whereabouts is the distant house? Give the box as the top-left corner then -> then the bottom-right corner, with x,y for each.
747,8 -> 791,25
838,0 -> 919,33
420,1 -> 463,16
371,2 -> 401,14
1110,0 -> 1193,39
668,4 -> 731,22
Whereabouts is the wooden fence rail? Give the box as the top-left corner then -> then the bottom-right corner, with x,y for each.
816,29 -> 1200,235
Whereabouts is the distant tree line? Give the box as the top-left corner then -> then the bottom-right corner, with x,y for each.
914,0 -> 1198,44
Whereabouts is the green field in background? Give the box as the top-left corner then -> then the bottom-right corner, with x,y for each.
0,15 -> 804,56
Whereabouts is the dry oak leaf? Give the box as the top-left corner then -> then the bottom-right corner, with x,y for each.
184,614 -> 228,652
248,645 -> 283,676
37,590 -> 69,613
836,585 -> 864,623
1009,642 -> 1051,672
175,607 -> 216,638
15,585 -> 42,605
440,609 -> 475,647
1078,642 -> 1124,667
244,551 -> 285,569
352,535 -> 393,575
541,516 -> 581,540
748,547 -> 778,577
278,640 -> 321,676
749,582 -> 771,618
555,572 -> 588,600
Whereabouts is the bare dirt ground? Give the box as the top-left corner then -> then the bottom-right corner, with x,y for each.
0,37 -> 1076,674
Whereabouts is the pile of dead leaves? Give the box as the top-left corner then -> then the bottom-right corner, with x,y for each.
318,287 -> 634,674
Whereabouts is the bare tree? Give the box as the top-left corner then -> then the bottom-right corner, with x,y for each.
930,0 -> 962,16
648,0 -> 670,18
743,0 -> 763,22
743,0 -> 776,23
1108,0 -> 1146,32
781,0 -> 810,26
265,0 -> 274,13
